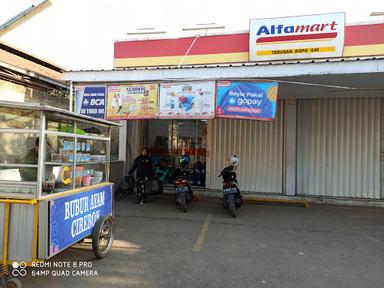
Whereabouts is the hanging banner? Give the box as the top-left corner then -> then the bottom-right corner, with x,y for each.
75,86 -> 106,119
159,81 -> 215,119
249,13 -> 345,61
106,84 -> 158,120
216,81 -> 278,120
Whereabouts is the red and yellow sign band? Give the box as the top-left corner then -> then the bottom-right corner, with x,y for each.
114,23 -> 384,67
114,52 -> 249,67
256,46 -> 335,56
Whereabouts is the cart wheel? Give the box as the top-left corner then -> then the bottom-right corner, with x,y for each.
6,278 -> 22,288
92,216 -> 114,259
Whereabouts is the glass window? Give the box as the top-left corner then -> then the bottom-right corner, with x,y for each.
76,120 -> 109,137
43,163 -> 74,193
87,139 -> 108,159
110,126 -> 119,161
148,119 -> 207,186
0,166 -> 38,182
0,185 -> 36,195
45,135 -> 75,164
43,134 -> 75,194
0,133 -> 40,165
43,134 -> 108,194
75,163 -> 106,188
46,112 -> 74,133
0,107 -> 40,129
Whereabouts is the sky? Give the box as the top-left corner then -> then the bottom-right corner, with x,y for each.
0,0 -> 383,70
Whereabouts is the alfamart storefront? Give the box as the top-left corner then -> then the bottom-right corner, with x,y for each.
65,13 -> 384,205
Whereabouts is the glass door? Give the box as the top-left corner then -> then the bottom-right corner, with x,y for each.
147,119 -> 207,187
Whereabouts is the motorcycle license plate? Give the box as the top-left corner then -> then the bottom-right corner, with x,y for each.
223,187 -> 237,194
176,185 -> 189,193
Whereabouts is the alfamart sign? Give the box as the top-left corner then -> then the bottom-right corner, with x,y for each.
249,12 -> 345,61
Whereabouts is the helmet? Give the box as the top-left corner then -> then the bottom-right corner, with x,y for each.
229,155 -> 239,167
179,154 -> 190,166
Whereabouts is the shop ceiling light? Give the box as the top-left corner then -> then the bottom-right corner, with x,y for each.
126,28 -> 166,39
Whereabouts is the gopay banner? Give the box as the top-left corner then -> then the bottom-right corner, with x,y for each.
75,86 -> 106,119
216,81 -> 278,120
159,81 -> 215,119
106,84 -> 158,120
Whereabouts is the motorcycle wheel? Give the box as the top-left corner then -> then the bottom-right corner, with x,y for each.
5,278 -> 22,288
178,192 -> 187,212
92,216 -> 114,258
228,193 -> 237,218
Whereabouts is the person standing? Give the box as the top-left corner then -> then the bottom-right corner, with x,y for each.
128,148 -> 153,204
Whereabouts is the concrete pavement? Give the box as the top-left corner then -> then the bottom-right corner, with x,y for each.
17,194 -> 384,288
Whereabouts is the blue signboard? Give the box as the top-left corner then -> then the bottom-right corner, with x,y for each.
75,86 -> 106,119
216,81 -> 278,120
49,184 -> 112,256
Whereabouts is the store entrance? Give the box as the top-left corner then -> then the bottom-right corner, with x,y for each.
147,119 -> 207,187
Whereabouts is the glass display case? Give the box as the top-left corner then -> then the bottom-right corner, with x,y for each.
0,102 -> 118,199
0,101 -> 119,265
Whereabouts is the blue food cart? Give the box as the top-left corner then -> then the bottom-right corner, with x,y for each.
0,101 -> 120,287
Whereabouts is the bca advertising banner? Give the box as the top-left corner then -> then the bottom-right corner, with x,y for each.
75,86 -> 106,119
49,184 -> 113,256
107,84 -> 158,120
249,12 -> 345,61
216,81 -> 278,120
159,81 -> 215,119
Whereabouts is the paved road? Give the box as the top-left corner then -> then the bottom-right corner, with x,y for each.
16,194 -> 384,288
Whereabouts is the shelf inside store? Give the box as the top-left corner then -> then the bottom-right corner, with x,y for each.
45,161 -> 107,165
45,162 -> 73,166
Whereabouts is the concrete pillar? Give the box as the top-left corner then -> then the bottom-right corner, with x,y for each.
118,120 -> 127,173
285,98 -> 297,196
381,99 -> 384,199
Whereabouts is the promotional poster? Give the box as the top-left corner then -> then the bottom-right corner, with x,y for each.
75,86 -> 106,119
106,84 -> 158,119
159,82 -> 215,119
216,81 -> 278,120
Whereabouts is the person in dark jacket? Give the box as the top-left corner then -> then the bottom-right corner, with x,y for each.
129,148 -> 153,204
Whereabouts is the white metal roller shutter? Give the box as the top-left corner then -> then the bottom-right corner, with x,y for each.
206,102 -> 284,193
297,98 -> 381,199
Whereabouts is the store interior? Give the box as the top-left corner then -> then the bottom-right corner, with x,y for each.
147,119 -> 207,187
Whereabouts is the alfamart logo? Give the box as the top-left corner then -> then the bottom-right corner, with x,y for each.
249,12 -> 345,61
256,21 -> 338,36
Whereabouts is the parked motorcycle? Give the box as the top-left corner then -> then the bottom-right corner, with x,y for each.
174,154 -> 193,212
219,155 -> 243,218
174,168 -> 193,212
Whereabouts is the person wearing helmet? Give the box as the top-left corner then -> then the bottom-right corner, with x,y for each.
219,155 -> 242,203
219,155 -> 243,211
219,155 -> 240,183
179,153 -> 191,169
173,152 -> 191,179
